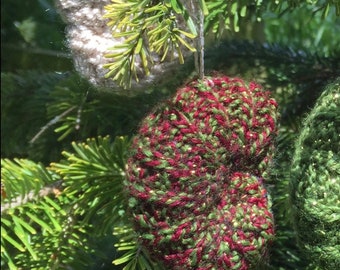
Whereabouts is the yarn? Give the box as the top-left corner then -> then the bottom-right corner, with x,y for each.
290,78 -> 340,269
55,0 -> 118,88
55,0 -> 192,92
126,76 -> 278,269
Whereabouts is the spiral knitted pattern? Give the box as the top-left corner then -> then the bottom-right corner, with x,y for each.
127,76 -> 278,269
290,78 -> 340,269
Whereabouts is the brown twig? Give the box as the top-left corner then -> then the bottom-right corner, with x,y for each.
30,106 -> 76,144
1,180 -> 63,214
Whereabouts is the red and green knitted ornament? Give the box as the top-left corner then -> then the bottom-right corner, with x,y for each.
126,76 -> 279,269
290,78 -> 340,269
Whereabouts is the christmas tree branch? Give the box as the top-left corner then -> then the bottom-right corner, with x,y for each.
1,180 -> 63,214
30,106 -> 76,144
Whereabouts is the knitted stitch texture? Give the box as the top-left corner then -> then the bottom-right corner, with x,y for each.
127,76 -> 278,269
55,0 -> 192,92
290,78 -> 340,269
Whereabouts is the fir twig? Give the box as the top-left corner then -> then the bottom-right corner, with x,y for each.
30,106 -> 76,144
1,180 -> 63,214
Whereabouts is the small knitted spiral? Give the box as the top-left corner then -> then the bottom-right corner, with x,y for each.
290,78 -> 340,269
127,76 -> 278,269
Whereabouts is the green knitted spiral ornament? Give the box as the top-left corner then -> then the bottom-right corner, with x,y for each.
290,78 -> 340,269
126,76 -> 279,269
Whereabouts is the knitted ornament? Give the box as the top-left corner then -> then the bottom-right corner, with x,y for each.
290,78 -> 340,269
126,76 -> 278,269
55,0 -> 192,92
55,0 -> 117,88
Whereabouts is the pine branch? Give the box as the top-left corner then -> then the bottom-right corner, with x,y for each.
1,180 -> 63,213
1,71 -> 68,160
1,158 -> 59,203
1,135 -> 131,269
50,136 -> 130,233
30,106 -> 76,144
113,225 -> 164,269
103,0 -> 196,88
1,187 -> 68,269
1,158 -> 65,268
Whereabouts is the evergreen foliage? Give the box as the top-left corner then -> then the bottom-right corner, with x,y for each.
2,136 -> 129,269
103,0 -> 197,88
1,0 -> 340,269
103,0 -> 339,88
1,71 -> 68,161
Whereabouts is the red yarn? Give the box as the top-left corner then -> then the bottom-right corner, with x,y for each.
127,76 -> 278,269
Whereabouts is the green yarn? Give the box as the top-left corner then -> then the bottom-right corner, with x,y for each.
290,78 -> 340,269
126,76 -> 278,269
